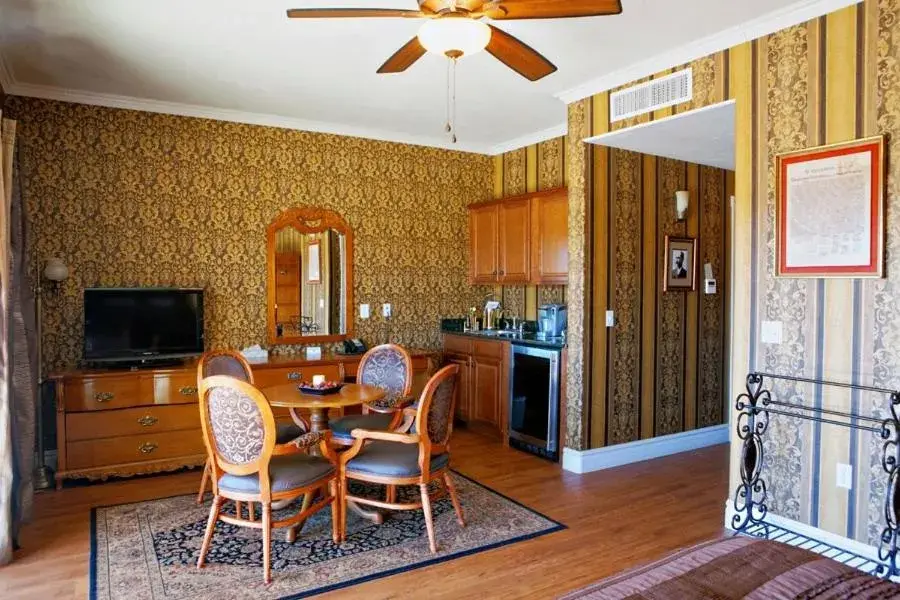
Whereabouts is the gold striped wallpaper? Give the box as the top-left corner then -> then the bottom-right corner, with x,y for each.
490,136 -> 568,321
565,0 -> 900,545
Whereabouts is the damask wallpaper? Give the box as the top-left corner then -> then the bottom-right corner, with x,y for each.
493,136 -> 567,322
5,97 -> 493,374
565,0 -> 900,548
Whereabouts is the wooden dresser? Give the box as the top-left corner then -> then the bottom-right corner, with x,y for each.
51,351 -> 437,488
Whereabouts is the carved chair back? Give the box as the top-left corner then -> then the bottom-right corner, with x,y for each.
358,344 -> 412,410
414,364 -> 459,457
197,350 -> 255,385
198,375 -> 276,499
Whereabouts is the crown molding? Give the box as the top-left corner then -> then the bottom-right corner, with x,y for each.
487,122 -> 568,155
555,0 -> 862,104
1,79 -> 496,154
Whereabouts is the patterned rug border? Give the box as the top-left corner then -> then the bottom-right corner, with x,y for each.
89,469 -> 567,600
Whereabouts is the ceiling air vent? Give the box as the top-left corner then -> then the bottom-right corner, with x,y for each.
609,68 -> 693,123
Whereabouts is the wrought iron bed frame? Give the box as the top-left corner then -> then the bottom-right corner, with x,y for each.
731,371 -> 900,578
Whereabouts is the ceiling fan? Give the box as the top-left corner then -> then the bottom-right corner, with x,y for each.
287,0 -> 623,142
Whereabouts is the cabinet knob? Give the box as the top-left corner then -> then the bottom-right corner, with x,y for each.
287,371 -> 302,381
138,415 -> 158,427
94,392 -> 114,403
139,442 -> 158,455
499,270 -> 505,275
180,386 -> 198,396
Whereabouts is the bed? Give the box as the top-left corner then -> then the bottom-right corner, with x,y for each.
560,536 -> 900,599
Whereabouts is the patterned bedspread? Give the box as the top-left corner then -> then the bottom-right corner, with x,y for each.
560,536 -> 900,599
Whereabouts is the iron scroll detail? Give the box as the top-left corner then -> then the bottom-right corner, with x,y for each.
731,373 -> 770,536
877,391 -> 900,577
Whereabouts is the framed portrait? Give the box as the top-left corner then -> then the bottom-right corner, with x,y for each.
776,136 -> 884,278
307,240 -> 321,284
664,236 -> 697,292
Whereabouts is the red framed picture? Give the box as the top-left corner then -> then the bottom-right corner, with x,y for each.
776,136 -> 884,278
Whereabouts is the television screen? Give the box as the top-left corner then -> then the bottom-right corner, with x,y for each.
84,288 -> 204,362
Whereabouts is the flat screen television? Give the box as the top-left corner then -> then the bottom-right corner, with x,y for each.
84,288 -> 205,364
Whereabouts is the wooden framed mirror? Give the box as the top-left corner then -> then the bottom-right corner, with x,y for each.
266,207 -> 353,345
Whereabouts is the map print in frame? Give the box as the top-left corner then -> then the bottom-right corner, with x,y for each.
776,136 -> 884,278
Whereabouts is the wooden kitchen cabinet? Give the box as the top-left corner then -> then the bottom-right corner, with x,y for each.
442,334 -> 508,441
468,187 -> 566,285
498,197 -> 530,283
531,188 -> 569,284
469,203 -> 499,284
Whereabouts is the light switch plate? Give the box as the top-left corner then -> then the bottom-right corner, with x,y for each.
836,463 -> 853,490
761,321 -> 783,344
360,304 -> 370,319
382,303 -> 392,318
605,310 -> 615,327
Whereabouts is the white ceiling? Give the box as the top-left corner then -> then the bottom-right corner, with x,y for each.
586,101 -> 736,170
0,0 -> 856,154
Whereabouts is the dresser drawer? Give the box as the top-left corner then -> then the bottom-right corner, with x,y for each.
66,429 -> 205,470
65,376 -> 146,412
66,404 -> 200,442
253,364 -> 343,389
151,372 -> 199,404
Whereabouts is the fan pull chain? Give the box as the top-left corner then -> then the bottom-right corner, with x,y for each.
444,57 -> 458,144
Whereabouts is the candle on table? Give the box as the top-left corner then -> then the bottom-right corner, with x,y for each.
312,374 -> 325,387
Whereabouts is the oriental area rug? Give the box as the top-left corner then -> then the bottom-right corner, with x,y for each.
90,472 -> 564,599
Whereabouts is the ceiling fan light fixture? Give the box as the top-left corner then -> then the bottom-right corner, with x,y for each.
417,18 -> 491,58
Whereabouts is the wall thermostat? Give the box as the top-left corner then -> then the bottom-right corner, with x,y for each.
704,279 -> 717,295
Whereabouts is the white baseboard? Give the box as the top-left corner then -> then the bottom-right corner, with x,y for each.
723,502 -> 880,562
561,424 -> 729,474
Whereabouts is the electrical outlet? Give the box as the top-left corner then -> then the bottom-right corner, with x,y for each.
606,310 -> 615,327
382,303 -> 392,318
360,304 -> 370,319
836,463 -> 853,490
761,321 -> 783,344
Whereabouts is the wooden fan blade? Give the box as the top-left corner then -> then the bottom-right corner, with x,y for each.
377,37 -> 427,73
286,8 -> 426,19
485,25 -> 556,81
484,0 -> 622,20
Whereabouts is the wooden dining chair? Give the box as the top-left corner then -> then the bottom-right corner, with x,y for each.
196,350 -> 312,507
329,344 -> 413,447
196,375 -> 340,585
338,364 -> 465,553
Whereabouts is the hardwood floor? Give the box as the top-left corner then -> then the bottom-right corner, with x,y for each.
4,429 -> 729,599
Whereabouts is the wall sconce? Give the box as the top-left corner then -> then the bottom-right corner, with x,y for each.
675,190 -> 690,222
33,257 -> 69,490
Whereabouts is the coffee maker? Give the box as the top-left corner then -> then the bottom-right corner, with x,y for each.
537,304 -> 567,340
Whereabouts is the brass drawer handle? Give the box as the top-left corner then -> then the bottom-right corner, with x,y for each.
139,442 -> 158,455
138,415 -> 158,427
94,392 -> 114,403
287,371 -> 302,381
179,386 -> 198,396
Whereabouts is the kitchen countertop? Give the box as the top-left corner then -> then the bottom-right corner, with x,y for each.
441,328 -> 566,350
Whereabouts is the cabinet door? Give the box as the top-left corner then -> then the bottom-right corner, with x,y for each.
531,189 -> 569,284
445,355 -> 471,422
472,357 -> 502,429
469,204 -> 499,283
499,198 -> 530,283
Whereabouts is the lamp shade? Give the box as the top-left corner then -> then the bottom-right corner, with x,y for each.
675,190 -> 690,220
43,258 -> 69,282
418,18 -> 491,58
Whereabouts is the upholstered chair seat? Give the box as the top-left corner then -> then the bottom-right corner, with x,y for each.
329,413 -> 394,445
218,454 -> 335,495
344,441 -> 449,478
329,344 -> 413,446
276,422 -> 306,445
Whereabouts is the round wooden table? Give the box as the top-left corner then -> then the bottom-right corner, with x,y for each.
263,383 -> 386,436
262,383 -> 388,527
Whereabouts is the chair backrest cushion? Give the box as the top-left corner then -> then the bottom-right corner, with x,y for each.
359,345 -> 411,405
426,374 -> 456,446
203,353 -> 252,382
207,384 -> 265,465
